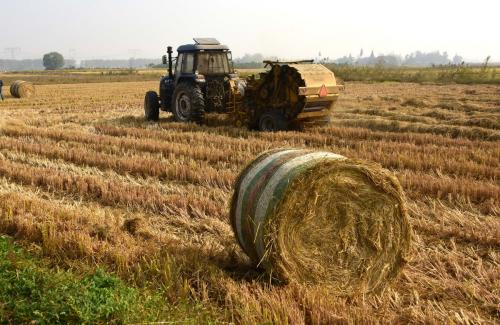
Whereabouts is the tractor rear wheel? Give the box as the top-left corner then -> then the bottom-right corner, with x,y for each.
172,82 -> 205,124
258,111 -> 289,131
144,91 -> 160,121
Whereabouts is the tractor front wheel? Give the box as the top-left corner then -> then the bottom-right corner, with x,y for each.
144,91 -> 160,121
172,82 -> 205,124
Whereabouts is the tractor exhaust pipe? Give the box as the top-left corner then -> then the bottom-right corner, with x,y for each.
167,46 -> 173,78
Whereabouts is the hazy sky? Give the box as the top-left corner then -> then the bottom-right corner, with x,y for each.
1,0 -> 498,62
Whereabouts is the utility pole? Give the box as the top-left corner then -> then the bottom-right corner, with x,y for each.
128,49 -> 141,68
68,49 -> 77,67
68,49 -> 76,60
4,47 -> 21,59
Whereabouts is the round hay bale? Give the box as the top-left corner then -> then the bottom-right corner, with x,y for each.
10,80 -> 35,99
230,148 -> 412,294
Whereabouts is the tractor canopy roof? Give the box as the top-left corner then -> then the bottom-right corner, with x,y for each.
177,38 -> 229,53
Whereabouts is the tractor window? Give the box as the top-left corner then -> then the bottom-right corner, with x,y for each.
197,52 -> 231,74
182,53 -> 195,73
175,53 -> 183,76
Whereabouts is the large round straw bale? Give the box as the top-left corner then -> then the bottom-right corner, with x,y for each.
230,148 -> 412,294
10,80 -> 35,98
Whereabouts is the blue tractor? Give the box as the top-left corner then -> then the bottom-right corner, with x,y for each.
144,38 -> 242,124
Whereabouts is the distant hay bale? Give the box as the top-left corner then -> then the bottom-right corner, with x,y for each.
10,80 -> 35,98
230,148 -> 412,294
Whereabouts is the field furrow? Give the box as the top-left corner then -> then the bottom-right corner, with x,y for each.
1,125 -> 252,165
3,124 -> 498,180
1,130 -> 497,214
0,158 -> 227,219
330,118 -> 500,141
0,136 -> 235,188
0,188 -> 236,272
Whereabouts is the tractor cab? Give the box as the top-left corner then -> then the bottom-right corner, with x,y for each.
153,38 -> 239,121
174,38 -> 234,79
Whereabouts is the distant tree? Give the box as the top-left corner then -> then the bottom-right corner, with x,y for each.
452,54 -> 463,65
43,52 -> 65,70
334,54 -> 355,65
403,51 -> 450,66
377,54 -> 402,66
234,53 -> 264,64
481,56 -> 491,72
483,56 -> 491,67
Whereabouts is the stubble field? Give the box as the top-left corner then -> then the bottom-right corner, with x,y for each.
0,79 -> 498,323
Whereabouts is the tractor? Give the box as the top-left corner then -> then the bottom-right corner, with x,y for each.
144,38 -> 343,131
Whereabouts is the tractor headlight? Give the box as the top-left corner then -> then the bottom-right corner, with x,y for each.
195,72 -> 206,82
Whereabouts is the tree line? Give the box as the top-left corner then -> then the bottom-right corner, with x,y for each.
0,50 -> 492,72
332,50 -> 464,67
230,51 -> 474,68
0,51 -> 161,71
